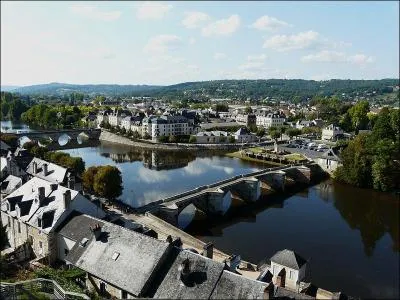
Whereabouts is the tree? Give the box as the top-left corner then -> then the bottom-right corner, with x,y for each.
82,166 -> 99,194
168,135 -> 177,143
93,166 -> 123,201
189,136 -> 197,143
256,127 -> 266,138
269,130 -> 281,142
348,100 -> 370,131
132,131 -> 141,140
244,106 -> 252,114
214,103 -> 229,112
286,128 -> 302,140
229,136 -> 235,143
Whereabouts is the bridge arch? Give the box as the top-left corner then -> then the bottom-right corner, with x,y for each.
18,136 -> 32,147
76,132 -> 89,145
58,134 -> 71,146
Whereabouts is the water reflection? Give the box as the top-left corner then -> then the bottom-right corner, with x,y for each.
0,120 -> 32,133
101,148 -> 196,171
330,182 -> 399,255
62,142 -> 262,208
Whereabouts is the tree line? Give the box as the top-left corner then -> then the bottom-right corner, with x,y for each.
0,92 -> 30,121
334,108 -> 400,191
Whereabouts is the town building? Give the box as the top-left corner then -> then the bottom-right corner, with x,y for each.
269,249 -> 307,291
256,111 -> 286,128
142,115 -> 191,141
321,124 -> 344,141
107,109 -> 132,127
195,131 -> 229,144
1,177 -> 105,263
60,213 -> 172,299
235,114 -> 257,127
317,148 -> 341,173
233,127 -> 258,143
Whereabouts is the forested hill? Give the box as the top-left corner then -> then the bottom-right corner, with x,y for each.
8,79 -> 399,100
11,82 -> 162,96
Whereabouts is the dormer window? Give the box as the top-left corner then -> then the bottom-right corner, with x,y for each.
38,218 -> 42,228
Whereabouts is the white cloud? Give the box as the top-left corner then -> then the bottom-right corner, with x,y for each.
263,30 -> 321,51
301,50 -> 375,65
182,11 -> 210,29
137,168 -> 171,183
202,15 -> 241,37
143,34 -> 182,53
250,15 -> 290,31
214,53 -> 227,60
189,37 -> 196,45
136,1 -> 172,20
238,61 -> 266,71
247,54 -> 267,62
70,4 -> 121,21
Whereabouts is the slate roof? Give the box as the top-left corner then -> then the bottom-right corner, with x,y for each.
234,127 -> 251,136
25,157 -> 68,184
321,148 -> 341,162
0,140 -> 11,151
270,249 -> 307,270
65,218 -> 171,297
1,175 -> 22,195
153,249 -> 225,299
56,211 -> 101,243
211,270 -> 268,299
274,287 -> 315,299
2,177 -> 103,233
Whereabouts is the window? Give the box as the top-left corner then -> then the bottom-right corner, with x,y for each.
18,222 -> 21,233
289,270 -> 294,279
39,241 -> 43,249
28,235 -> 33,244
38,218 -> 42,228
64,248 -> 69,256
121,290 -> 128,299
8,216 -> 11,226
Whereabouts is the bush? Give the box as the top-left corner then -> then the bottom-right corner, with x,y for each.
168,135 -> 177,143
229,136 -> 235,143
189,136 -> 197,143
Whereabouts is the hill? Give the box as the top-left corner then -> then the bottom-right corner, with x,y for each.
12,82 -> 163,96
9,79 -> 399,101
1,85 -> 21,92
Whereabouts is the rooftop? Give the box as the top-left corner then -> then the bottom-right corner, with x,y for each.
270,249 -> 307,270
65,216 -> 171,297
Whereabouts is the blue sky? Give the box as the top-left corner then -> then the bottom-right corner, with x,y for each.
1,1 -> 399,86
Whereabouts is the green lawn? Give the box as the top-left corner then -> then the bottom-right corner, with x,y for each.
284,153 -> 307,161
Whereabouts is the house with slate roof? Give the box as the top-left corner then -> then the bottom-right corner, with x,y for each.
1,177 -> 105,263
60,213 -> 172,299
270,249 -> 308,291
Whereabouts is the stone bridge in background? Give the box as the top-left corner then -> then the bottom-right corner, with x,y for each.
15,128 -> 101,149
138,162 -> 325,226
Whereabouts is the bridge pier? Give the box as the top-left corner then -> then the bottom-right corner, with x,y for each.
156,203 -> 179,227
228,178 -> 261,202
257,171 -> 286,192
283,166 -> 311,185
192,189 -> 230,215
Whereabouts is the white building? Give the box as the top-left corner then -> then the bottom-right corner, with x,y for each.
195,131 -> 229,144
120,116 -> 143,133
142,115 -> 191,141
256,111 -> 286,128
107,109 -> 132,127
233,127 -> 258,143
1,177 -> 105,263
270,249 -> 307,291
321,124 -> 344,141
317,148 -> 341,173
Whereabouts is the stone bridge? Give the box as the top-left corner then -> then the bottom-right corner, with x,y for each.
16,128 -> 101,148
138,162 -> 324,226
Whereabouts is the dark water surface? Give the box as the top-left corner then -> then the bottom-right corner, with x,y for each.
63,141 -> 399,299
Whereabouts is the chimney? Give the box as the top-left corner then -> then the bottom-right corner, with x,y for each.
43,163 -> 48,176
50,183 -> 58,191
90,223 -> 102,240
179,258 -> 191,285
6,157 -> 12,175
63,190 -> 71,210
202,242 -> 213,259
33,161 -> 38,174
37,186 -> 45,204
67,174 -> 75,189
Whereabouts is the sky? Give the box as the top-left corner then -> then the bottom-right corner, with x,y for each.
1,1 -> 399,86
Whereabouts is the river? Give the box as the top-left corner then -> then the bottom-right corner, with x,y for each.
2,121 -> 399,298
61,141 -> 400,299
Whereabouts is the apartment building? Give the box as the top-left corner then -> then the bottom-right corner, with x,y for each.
256,111 -> 286,128
142,115 -> 191,141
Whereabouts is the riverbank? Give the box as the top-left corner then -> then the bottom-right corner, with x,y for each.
226,150 -> 283,166
99,130 -> 269,151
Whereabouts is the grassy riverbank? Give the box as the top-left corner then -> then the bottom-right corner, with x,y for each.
225,151 -> 283,166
